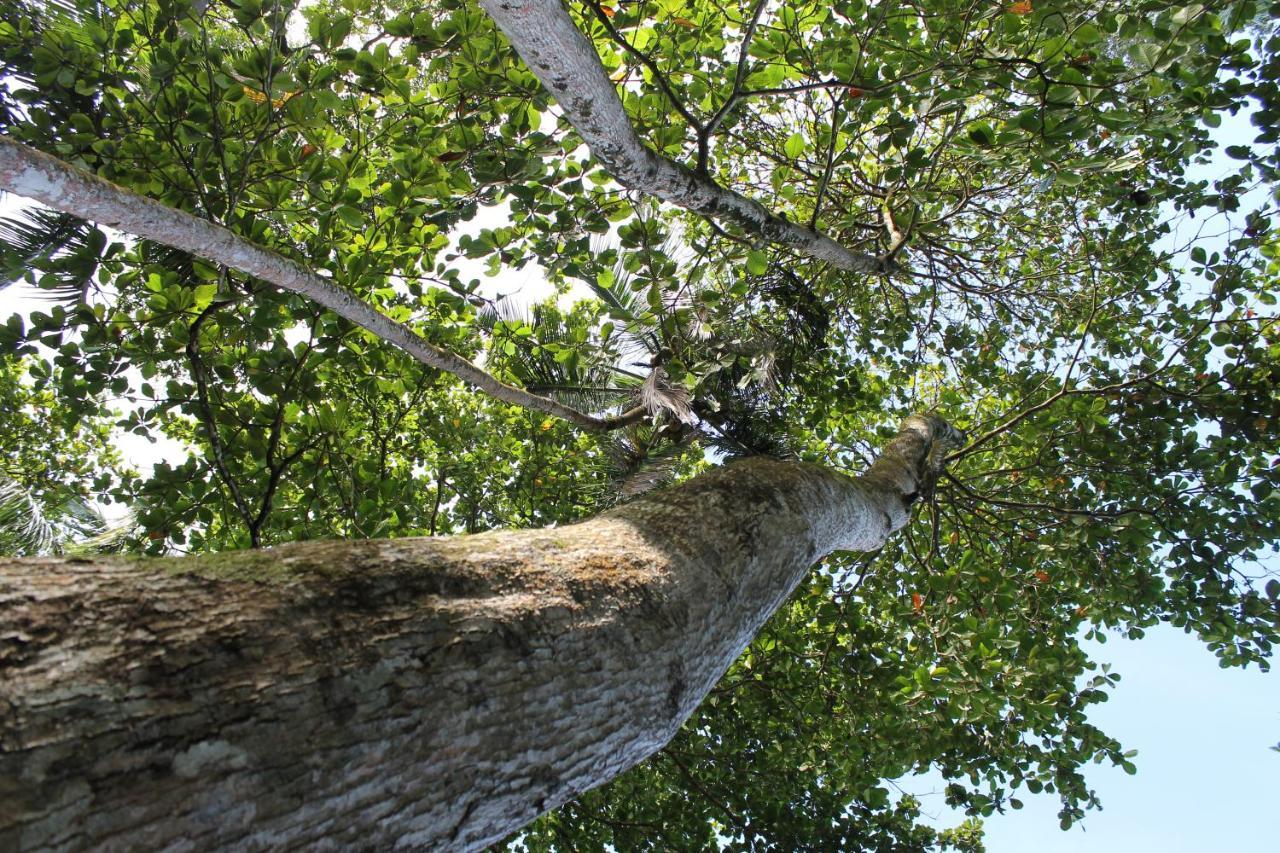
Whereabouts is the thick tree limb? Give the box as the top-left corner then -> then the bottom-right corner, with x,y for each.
478,0 -> 888,274
0,415 -> 960,850
0,137 -> 646,432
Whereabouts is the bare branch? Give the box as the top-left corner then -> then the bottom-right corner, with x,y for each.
700,0 -> 767,169
582,1 -> 703,134
0,137 -> 646,432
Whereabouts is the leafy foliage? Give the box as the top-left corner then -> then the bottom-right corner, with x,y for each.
0,355 -> 133,554
2,0 -> 1279,847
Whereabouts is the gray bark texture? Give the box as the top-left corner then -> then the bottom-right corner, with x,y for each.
0,138 -> 644,432
477,0 -> 886,274
0,415 -> 960,851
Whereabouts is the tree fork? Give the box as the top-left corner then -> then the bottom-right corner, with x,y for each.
477,0 -> 889,274
0,416 -> 961,850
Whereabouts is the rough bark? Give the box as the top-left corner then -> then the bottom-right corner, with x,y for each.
477,0 -> 887,274
0,137 -> 645,432
0,416 -> 960,851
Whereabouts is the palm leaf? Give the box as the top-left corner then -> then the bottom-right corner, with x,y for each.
481,298 -> 641,414
601,424 -> 695,503
639,366 -> 695,424
0,474 -> 55,555
0,206 -> 106,303
0,472 -> 129,556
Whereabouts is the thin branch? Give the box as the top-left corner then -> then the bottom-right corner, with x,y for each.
0,137 -> 646,432
186,300 -> 258,544
700,0 -> 767,169
663,751 -> 756,841
582,1 -> 703,133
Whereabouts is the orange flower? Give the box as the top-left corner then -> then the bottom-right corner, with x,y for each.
911,592 -> 924,613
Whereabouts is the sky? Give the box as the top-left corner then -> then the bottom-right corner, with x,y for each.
909,624 -> 1279,851
1,26 -> 1277,853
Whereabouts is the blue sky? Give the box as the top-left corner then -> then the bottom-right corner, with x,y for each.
912,624 -> 1279,851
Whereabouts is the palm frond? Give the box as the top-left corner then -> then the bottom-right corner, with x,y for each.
761,267 -> 831,375
1,0 -> 105,129
0,205 -> 106,303
585,267 -> 661,362
473,294 -> 527,332
696,413 -> 793,459
583,241 -> 699,357
602,424 -> 694,503
137,239 -> 199,285
524,381 -> 636,413
695,368 -> 796,460
483,298 -> 641,415
0,474 -> 55,555
65,509 -> 140,556
0,472 -> 127,556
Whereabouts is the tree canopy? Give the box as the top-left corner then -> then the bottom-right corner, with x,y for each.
1,0 -> 1278,848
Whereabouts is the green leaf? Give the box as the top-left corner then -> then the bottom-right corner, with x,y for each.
783,133 -> 806,159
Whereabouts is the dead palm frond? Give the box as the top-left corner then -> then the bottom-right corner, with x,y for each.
639,366 -> 695,424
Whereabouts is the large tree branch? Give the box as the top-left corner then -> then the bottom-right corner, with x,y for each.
478,0 -> 888,274
0,415 -> 960,850
0,137 -> 647,432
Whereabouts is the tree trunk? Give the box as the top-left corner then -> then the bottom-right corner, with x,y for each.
0,416 -> 959,851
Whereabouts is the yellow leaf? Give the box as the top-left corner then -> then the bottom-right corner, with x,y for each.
672,17 -> 696,28
243,87 -> 296,108
1007,1 -> 1032,14
540,419 -> 553,431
